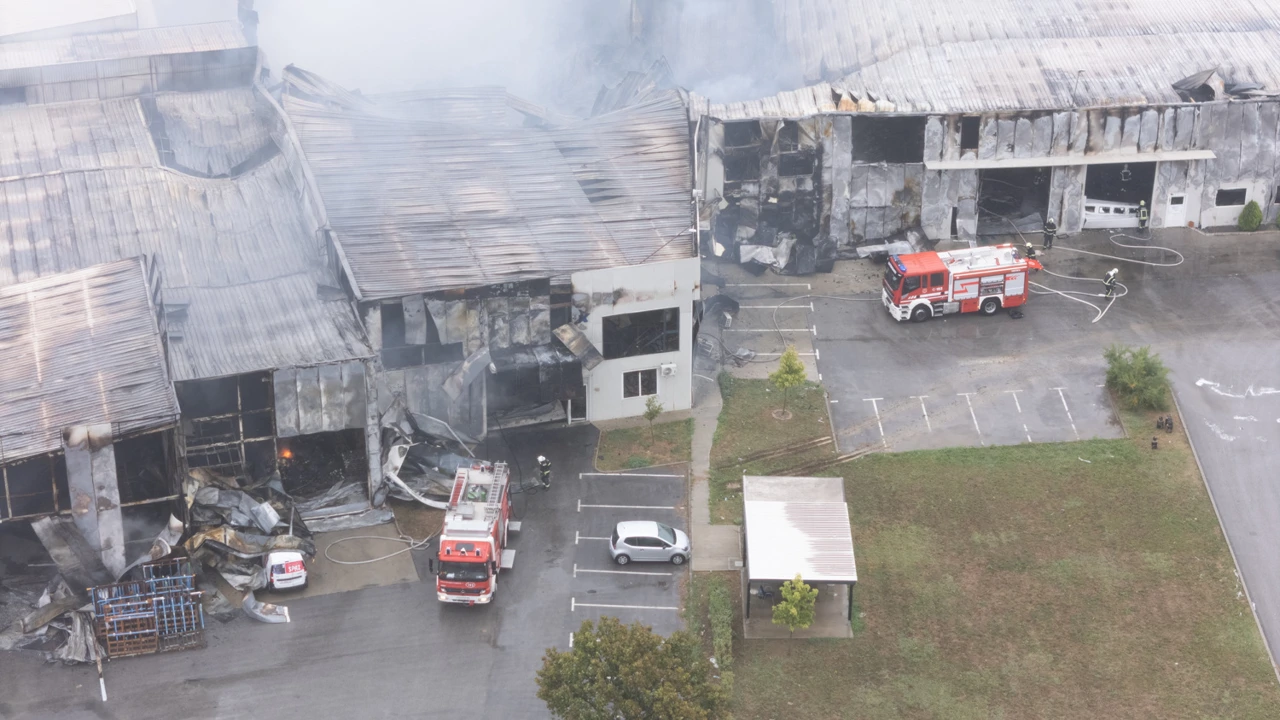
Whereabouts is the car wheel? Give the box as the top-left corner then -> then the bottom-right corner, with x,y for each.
670,554 -> 686,566
910,305 -> 931,323
980,297 -> 1001,316
615,554 -> 631,565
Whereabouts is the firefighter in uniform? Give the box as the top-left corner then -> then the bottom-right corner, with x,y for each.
1138,201 -> 1149,232
1042,217 -> 1057,249
1102,268 -> 1119,298
1023,240 -> 1037,260
537,455 -> 552,489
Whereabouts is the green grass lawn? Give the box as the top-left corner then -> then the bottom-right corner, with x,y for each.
723,402 -> 1280,719
709,373 -> 835,524
595,418 -> 693,471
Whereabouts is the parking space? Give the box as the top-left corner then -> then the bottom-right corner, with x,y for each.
814,272 -> 1124,453
567,469 -> 688,638
708,267 -> 820,380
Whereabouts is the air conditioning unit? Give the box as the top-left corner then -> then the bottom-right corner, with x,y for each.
659,363 -> 677,377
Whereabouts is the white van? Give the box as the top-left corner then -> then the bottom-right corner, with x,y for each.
266,550 -> 308,590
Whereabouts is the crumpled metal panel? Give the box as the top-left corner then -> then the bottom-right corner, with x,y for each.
552,324 -> 604,371
274,361 -> 368,438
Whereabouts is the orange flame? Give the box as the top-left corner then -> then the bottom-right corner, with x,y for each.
280,448 -> 294,460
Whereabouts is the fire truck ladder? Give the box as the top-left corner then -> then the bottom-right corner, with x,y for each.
488,461 -> 517,570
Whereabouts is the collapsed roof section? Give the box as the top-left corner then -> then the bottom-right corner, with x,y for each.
0,89 -> 373,381
281,66 -> 695,300
0,257 -> 180,463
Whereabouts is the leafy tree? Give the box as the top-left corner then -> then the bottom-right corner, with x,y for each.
1104,344 -> 1169,411
771,574 -> 819,636
1238,199 -> 1263,232
643,396 -> 663,443
769,345 -> 807,413
537,617 -> 727,720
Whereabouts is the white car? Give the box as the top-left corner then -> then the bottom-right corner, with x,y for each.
266,550 -> 308,590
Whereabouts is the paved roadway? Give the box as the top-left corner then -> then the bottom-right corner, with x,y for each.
814,229 -> 1280,674
0,424 -> 689,720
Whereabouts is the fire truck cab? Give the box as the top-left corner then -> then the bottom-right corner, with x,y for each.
882,244 -> 1041,322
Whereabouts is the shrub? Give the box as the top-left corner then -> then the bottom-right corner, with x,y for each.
1239,199 -> 1263,231
707,578 -> 734,669
1104,344 -> 1169,411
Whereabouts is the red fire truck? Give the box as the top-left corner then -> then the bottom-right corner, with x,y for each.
882,243 -> 1042,322
433,461 -> 519,605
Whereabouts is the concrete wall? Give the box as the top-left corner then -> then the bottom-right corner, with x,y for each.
573,258 -> 700,423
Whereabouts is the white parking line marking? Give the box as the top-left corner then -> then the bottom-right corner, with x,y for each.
1053,387 -> 1081,440
958,393 -> 985,445
569,632 -> 574,648
739,304 -> 812,310
723,328 -> 812,333
572,600 -> 680,612
578,501 -> 676,512
725,283 -> 811,288
577,535 -> 610,543
812,325 -> 817,338
909,395 -> 932,432
863,398 -> 887,447
1023,424 -> 1033,442
574,564 -> 672,578
752,352 -> 818,357
580,472 -> 684,478
815,347 -> 820,361
1004,389 -> 1022,413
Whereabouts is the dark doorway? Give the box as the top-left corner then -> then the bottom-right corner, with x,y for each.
950,207 -> 959,238
977,166 -> 1051,233
1085,162 -> 1155,204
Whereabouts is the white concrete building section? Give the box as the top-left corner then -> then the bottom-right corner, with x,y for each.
573,257 -> 700,422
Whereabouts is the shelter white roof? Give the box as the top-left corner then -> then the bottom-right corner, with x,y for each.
743,476 -> 857,583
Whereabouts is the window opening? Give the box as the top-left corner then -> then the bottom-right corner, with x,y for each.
960,117 -> 980,151
623,369 -> 658,398
851,116 -> 927,164
1216,188 -> 1247,206
603,308 -> 679,359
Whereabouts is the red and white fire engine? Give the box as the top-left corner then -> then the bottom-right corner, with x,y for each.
433,461 -> 519,605
882,243 -> 1042,322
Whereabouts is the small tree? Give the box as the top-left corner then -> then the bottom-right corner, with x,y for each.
1104,344 -> 1169,411
769,345 -> 807,413
1239,200 -> 1263,232
643,395 -> 663,443
537,617 -> 727,720
772,574 -> 819,636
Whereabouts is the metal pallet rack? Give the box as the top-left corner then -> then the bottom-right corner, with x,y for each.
92,557 -> 206,659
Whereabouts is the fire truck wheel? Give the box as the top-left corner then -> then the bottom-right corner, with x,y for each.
980,298 -> 1001,316
615,554 -> 631,565
910,305 -> 932,323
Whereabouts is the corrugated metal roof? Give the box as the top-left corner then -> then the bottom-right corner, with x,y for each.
0,21 -> 246,72
0,0 -> 135,39
743,475 -> 857,583
0,94 -> 373,381
693,1 -> 1280,118
151,88 -> 275,176
0,257 -> 179,462
283,68 -> 694,299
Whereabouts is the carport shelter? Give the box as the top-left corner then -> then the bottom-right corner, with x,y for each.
742,475 -> 857,623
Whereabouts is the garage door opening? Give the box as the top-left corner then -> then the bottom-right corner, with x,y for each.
978,166 -> 1051,235
1083,161 -> 1155,228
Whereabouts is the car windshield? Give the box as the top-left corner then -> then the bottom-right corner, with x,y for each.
656,524 -> 676,545
884,263 -> 903,292
438,561 -> 489,582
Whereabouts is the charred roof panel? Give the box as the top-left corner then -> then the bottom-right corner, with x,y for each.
282,67 -> 693,299
0,257 -> 180,462
0,93 -> 373,381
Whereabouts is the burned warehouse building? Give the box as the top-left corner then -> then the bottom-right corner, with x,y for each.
613,0 -> 1280,270
0,8 -> 703,658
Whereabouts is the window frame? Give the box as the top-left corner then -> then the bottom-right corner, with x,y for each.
1216,188 -> 1248,207
622,368 -> 659,399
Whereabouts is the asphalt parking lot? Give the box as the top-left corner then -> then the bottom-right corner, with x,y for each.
814,294 -> 1124,452
568,469 -> 689,638
0,423 -> 690,719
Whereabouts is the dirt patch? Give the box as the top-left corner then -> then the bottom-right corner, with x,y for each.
389,499 -> 444,541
